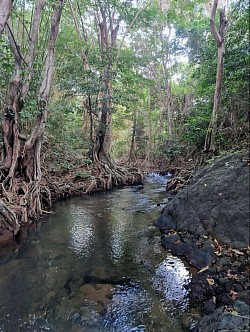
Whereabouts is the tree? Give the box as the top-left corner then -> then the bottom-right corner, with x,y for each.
0,0 -> 13,37
0,0 -> 64,234
204,0 -> 227,152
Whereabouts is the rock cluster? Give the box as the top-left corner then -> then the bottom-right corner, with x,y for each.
155,153 -> 250,331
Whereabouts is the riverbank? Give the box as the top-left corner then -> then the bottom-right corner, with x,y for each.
0,162 -> 144,247
156,152 -> 250,331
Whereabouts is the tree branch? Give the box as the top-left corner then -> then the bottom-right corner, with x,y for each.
22,0 -> 46,99
114,0 -> 154,69
0,0 -> 13,37
210,0 -> 223,47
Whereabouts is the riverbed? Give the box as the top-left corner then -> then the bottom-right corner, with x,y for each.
0,174 -> 198,331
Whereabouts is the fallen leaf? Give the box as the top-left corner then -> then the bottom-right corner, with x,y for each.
167,230 -> 177,235
229,290 -> 238,300
207,278 -> 215,285
231,310 -> 239,316
227,270 -> 238,279
230,248 -> 244,256
197,266 -> 209,273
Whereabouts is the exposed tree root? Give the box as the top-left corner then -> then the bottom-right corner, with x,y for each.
0,199 -> 19,234
0,158 -> 144,243
92,152 -> 143,193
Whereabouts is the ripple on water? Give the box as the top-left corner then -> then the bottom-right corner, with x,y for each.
68,207 -> 94,258
0,174 -> 195,332
102,282 -> 149,332
152,256 -> 191,310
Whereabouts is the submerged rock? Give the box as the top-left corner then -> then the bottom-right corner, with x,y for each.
132,184 -> 144,192
156,153 -> 250,248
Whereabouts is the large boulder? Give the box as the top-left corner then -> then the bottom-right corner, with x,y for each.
192,300 -> 250,332
156,153 -> 249,248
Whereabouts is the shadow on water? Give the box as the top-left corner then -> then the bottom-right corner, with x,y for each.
0,173 -> 199,331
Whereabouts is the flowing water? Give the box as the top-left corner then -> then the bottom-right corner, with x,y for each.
0,174 -> 198,331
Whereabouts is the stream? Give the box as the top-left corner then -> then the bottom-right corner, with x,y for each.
0,174 -> 198,331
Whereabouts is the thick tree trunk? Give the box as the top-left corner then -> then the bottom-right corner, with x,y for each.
93,7 -> 118,168
0,0 -> 45,174
204,0 -> 226,152
22,0 -> 64,200
0,0 -> 12,37
93,87 -> 113,165
0,76 -> 22,173
0,0 -> 64,233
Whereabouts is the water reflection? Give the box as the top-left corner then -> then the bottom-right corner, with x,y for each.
103,282 -> 149,332
152,257 -> 191,310
0,174 -> 195,331
68,206 -> 93,257
110,215 -> 127,262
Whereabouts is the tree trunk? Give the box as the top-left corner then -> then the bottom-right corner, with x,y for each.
22,0 -> 64,198
166,82 -> 173,139
129,111 -> 136,162
0,0 -> 12,37
0,0 -> 64,233
93,7 -> 118,168
204,0 -> 226,152
145,88 -> 152,162
0,0 -> 46,173
161,24 -> 173,140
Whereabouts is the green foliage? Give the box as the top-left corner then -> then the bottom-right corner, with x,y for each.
0,38 -> 14,95
181,104 -> 211,149
1,0 -> 248,167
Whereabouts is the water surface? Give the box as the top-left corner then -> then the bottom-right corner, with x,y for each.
0,174 -> 196,331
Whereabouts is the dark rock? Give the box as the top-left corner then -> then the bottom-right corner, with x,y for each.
237,290 -> 250,305
161,233 -> 180,243
187,246 -> 216,269
182,237 -> 192,244
174,242 -> 194,256
235,284 -> 244,293
192,301 -> 250,332
190,275 -> 212,303
132,185 -> 144,192
217,293 -> 234,306
224,281 -> 235,293
156,153 -> 250,248
203,298 -> 216,315
161,234 -> 196,257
